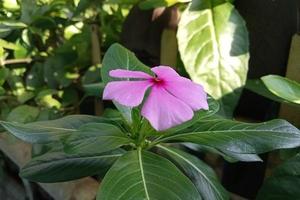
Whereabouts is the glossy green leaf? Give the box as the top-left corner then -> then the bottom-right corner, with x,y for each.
0,115 -> 120,143
63,123 -> 132,154
157,117 -> 300,155
158,145 -> 229,200
177,1 -> 249,116
261,75 -> 300,104
97,149 -> 201,200
20,149 -> 125,183
184,143 -> 262,162
7,105 -> 39,123
245,79 -> 300,108
257,153 -> 300,200
101,43 -> 153,123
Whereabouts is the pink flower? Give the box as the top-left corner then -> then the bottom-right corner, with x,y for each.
103,66 -> 208,131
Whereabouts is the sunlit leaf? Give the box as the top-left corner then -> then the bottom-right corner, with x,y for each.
261,75 -> 300,104
177,1 -> 249,116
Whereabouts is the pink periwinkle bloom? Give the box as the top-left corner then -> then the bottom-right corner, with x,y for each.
103,66 -> 208,131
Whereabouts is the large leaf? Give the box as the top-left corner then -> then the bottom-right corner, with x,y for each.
257,153 -> 300,200
177,1 -> 249,116
63,123 -> 133,154
97,149 -> 201,200
20,149 -> 124,183
261,75 -> 300,104
7,105 -> 39,123
245,79 -> 289,104
158,145 -> 229,200
101,43 -> 153,123
157,117 -> 300,155
184,143 -> 263,162
0,115 -> 122,143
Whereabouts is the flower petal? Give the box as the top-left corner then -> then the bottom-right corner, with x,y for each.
141,85 -> 193,131
103,81 -> 153,107
109,69 -> 153,79
164,77 -> 209,111
151,66 -> 181,80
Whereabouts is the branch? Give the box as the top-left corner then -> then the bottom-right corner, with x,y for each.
0,58 -> 32,66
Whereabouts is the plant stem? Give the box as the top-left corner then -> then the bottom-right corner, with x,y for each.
0,58 -> 32,66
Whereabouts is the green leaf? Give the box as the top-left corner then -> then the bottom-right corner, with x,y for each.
0,68 -> 9,85
158,145 -> 229,200
0,21 -> 26,38
0,38 -> 19,50
17,91 -> 35,104
102,43 -> 153,123
0,86 -> 4,95
20,149 -> 124,183
183,143 -> 262,162
64,123 -> 132,154
177,1 -> 249,116
0,115 -> 119,143
157,117 -> 300,155
7,105 -> 39,123
26,63 -> 44,89
257,153 -> 300,200
83,82 -> 105,97
139,0 -> 190,9
261,75 -> 300,104
97,149 -> 201,200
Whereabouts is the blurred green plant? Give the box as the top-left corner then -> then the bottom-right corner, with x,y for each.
0,0 -> 132,122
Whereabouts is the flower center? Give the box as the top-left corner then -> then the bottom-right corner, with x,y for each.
151,77 -> 164,85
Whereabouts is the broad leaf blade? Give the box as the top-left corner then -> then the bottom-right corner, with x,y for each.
184,143 -> 262,162
97,149 -> 201,200
257,153 -> 300,200
0,115 -> 123,143
20,149 -> 124,183
158,145 -> 229,200
158,117 -> 300,155
0,121 -> 75,143
177,1 -> 249,116
261,75 -> 300,104
64,123 -> 133,154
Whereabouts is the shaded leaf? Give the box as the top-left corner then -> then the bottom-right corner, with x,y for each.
7,105 -> 39,123
0,115 -> 120,143
157,117 -> 300,155
20,149 -> 125,183
83,82 -> 105,97
97,149 -> 201,200
257,153 -> 300,200
158,145 -> 229,200
63,123 -> 132,154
